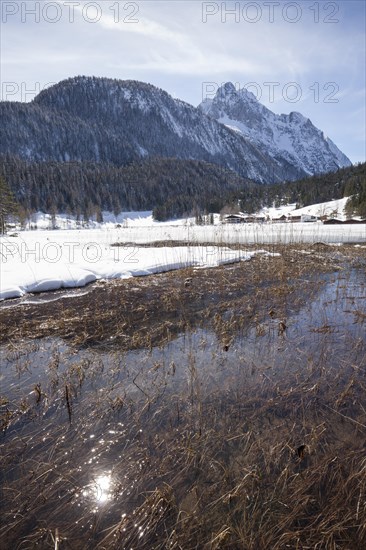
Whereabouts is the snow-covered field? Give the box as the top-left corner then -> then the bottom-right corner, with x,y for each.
1,218 -> 365,300
21,210 -> 192,231
0,229 -> 282,300
1,195 -> 365,301
106,220 -> 365,245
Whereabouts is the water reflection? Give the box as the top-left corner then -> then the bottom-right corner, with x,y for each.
0,267 -> 365,547
94,473 -> 112,503
81,471 -> 113,505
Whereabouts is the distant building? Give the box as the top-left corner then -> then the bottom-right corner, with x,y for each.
301,214 -> 318,222
272,214 -> 288,223
323,218 -> 366,225
224,214 -> 246,224
323,218 -> 342,225
244,215 -> 266,223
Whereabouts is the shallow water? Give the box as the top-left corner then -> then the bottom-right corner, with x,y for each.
1,268 -> 365,425
0,285 -> 95,309
0,268 -> 365,548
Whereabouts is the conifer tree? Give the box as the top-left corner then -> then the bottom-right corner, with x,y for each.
0,176 -> 18,233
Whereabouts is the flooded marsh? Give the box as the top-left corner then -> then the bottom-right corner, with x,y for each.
0,245 -> 366,549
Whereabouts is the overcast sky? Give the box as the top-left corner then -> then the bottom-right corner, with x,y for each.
1,0 -> 365,163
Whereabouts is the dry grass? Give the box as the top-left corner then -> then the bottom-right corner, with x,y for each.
0,243 -> 356,349
0,244 -> 365,549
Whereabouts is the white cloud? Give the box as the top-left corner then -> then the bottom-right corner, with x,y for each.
1,0 -> 364,162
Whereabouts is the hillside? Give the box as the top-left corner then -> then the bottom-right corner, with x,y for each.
0,155 -> 256,221
235,162 -> 366,217
0,76 -> 359,223
0,76 -> 350,186
1,76 -> 289,184
200,82 -> 351,176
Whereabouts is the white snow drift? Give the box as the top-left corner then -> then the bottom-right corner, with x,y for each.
0,232 -> 278,300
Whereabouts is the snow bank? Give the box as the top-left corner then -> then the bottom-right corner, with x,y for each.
0,233 -> 273,300
1,219 -> 364,301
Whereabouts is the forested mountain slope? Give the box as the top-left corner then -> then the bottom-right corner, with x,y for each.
0,155 -> 256,221
1,76 -> 351,186
1,76 -> 293,184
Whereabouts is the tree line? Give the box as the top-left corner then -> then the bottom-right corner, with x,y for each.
1,156 -> 364,232
233,162 -> 365,217
0,155 -> 255,224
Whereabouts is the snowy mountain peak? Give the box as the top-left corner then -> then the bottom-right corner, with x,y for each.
199,84 -> 351,175
216,82 -> 259,107
220,81 -> 236,95
288,111 -> 307,123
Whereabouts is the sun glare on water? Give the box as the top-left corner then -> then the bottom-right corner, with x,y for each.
82,472 -> 113,504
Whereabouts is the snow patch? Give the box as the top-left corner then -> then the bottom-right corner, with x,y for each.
0,236 -> 267,301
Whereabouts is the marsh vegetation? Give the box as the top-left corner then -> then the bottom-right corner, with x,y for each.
0,244 -> 365,549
